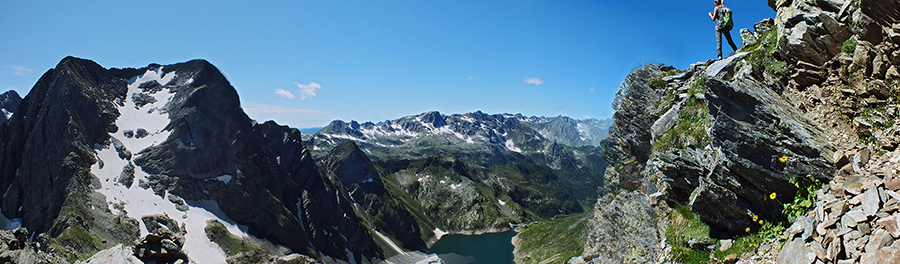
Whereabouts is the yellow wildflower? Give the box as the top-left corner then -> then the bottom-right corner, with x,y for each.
745,227 -> 750,233
759,220 -> 764,225
752,215 -> 758,222
779,156 -> 788,163
770,192 -> 777,200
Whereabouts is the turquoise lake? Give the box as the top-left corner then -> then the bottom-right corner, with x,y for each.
427,230 -> 517,264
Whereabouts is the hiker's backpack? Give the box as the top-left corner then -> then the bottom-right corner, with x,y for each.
720,7 -> 733,29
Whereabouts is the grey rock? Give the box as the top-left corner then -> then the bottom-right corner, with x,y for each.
863,186 -> 882,216
117,162 -> 135,188
76,244 -> 142,264
694,77 -> 835,232
777,237 -> 816,264
773,0 -> 851,65
705,52 -> 749,79
650,101 -> 680,142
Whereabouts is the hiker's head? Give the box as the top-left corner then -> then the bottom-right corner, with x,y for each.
714,0 -> 723,6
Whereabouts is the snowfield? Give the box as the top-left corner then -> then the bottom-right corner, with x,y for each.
91,67 -> 249,263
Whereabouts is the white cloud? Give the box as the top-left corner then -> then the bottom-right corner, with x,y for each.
275,89 -> 295,100
588,87 -> 596,94
295,81 -> 321,100
468,76 -> 474,81
7,65 -> 33,76
523,77 -> 543,86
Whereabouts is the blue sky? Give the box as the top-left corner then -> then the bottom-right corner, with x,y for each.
1,1 -> 775,128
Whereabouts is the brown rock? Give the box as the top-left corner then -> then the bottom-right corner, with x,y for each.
877,214 -> 900,238
866,247 -> 900,264
886,178 -> 900,191
834,150 -> 851,168
865,230 -> 893,254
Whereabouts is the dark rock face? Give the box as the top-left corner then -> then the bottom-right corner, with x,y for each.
318,141 -> 426,252
0,90 -> 21,124
696,77 -> 835,232
0,228 -> 68,264
0,57 -> 138,259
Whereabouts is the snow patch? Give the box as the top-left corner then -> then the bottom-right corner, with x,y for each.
0,210 -> 21,230
214,174 -> 233,185
345,249 -> 358,264
505,139 -> 522,153
498,199 -> 506,206
449,183 -> 461,190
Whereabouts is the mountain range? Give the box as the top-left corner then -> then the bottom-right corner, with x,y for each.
0,56 -> 611,264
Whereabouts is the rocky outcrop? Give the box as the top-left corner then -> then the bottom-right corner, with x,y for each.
692,76 -> 835,232
0,90 -> 20,124
771,0 -> 851,66
0,228 -> 69,264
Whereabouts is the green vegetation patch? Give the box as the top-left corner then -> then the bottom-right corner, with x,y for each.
205,219 -> 267,259
666,205 -> 713,263
842,38 -> 857,54
653,77 -> 711,152
746,29 -> 788,81
515,213 -> 588,264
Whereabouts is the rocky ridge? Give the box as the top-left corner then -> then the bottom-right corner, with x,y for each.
568,0 -> 900,263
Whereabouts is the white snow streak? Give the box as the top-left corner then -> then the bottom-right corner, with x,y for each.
505,139 -> 522,153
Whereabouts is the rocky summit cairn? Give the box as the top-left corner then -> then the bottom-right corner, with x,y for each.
133,215 -> 188,263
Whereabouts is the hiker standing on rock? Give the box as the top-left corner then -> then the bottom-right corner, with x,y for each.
709,0 -> 737,60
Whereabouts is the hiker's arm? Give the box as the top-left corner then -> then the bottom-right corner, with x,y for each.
709,9 -> 716,20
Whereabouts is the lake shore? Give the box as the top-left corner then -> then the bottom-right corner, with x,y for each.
425,226 -> 513,248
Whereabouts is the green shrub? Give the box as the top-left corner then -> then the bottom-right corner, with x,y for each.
649,78 -> 668,90
782,174 -> 823,222
842,38 -> 857,54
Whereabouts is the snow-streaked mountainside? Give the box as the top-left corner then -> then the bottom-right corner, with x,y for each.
304,111 -> 612,235
0,57 -> 389,264
303,111 -> 612,159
